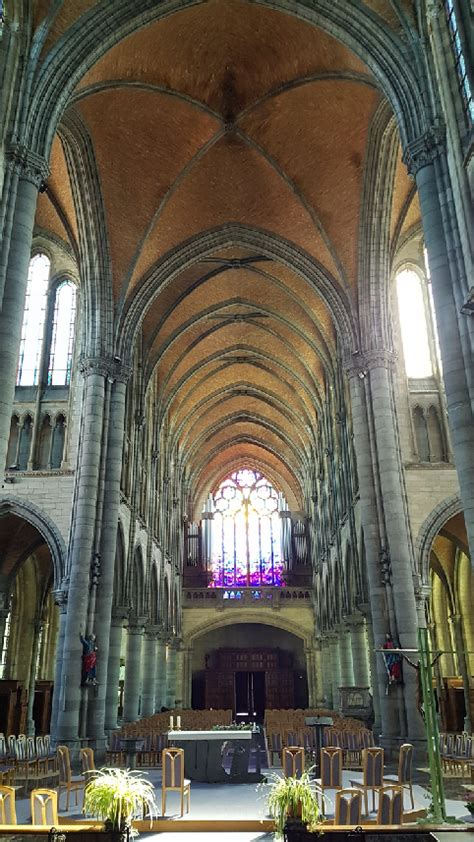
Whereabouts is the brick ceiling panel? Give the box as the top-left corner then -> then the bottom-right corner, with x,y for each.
77,89 -> 219,297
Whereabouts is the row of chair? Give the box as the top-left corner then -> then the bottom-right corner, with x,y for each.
0,734 -> 57,789
0,786 -> 60,826
264,708 -> 367,734
332,786 -> 403,825
439,732 -> 473,776
281,743 -> 414,816
106,732 -> 169,767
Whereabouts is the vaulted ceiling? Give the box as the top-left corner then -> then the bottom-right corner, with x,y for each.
33,0 -> 422,510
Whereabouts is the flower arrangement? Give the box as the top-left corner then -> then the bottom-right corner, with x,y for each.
211,722 -> 256,731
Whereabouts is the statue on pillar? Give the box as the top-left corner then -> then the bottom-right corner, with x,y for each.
80,633 -> 98,686
382,633 -> 402,687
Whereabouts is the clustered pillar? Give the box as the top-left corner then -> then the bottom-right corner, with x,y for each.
122,617 -> 146,722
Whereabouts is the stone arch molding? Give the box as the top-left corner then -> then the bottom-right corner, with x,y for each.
0,496 -> 66,589
185,611 -> 314,650
118,223 -> 358,364
25,0 -> 426,162
415,494 -> 463,586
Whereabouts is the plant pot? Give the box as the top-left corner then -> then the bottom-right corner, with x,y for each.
104,819 -> 131,842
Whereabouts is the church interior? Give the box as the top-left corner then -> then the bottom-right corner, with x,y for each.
0,0 -> 473,835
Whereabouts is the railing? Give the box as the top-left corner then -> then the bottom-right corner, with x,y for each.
183,586 -> 312,608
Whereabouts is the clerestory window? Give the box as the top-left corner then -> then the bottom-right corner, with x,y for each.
17,254 -> 50,386
396,268 -> 433,378
209,468 -> 285,587
444,0 -> 473,125
48,280 -> 77,385
17,254 -> 78,388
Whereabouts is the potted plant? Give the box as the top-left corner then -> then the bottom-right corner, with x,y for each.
465,799 -> 474,817
266,770 -> 323,840
83,767 -> 158,840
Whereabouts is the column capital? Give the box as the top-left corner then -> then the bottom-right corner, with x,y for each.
144,624 -> 163,640
52,588 -> 68,613
344,612 -> 365,629
402,124 -> 446,177
6,142 -> 49,188
127,615 -> 148,633
344,348 -> 397,379
111,604 -> 129,624
79,355 -> 132,383
356,602 -> 372,621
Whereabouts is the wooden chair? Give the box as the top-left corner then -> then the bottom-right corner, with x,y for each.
13,735 -> 37,789
383,743 -> 414,810
319,747 -> 343,815
79,748 -> 96,779
282,747 -> 305,779
350,746 -> 384,815
161,748 -> 190,817
268,732 -> 282,766
377,785 -> 403,825
0,786 -> 17,825
285,731 -> 300,748
57,745 -> 84,811
31,789 -> 59,826
335,789 -> 362,825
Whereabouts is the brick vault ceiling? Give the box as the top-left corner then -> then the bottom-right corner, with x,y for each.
33,0 -> 422,503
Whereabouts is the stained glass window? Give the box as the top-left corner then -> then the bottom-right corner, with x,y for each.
17,254 -> 50,385
209,468 -> 284,587
48,280 -> 77,385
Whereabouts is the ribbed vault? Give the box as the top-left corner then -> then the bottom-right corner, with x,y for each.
30,0 -> 423,517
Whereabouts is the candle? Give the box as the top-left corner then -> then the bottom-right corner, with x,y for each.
169,715 -> 174,730
177,716 -> 181,729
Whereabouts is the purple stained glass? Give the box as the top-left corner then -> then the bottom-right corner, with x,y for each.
208,468 -> 285,588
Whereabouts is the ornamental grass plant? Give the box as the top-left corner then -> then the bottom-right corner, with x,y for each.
266,769 -> 323,838
83,768 -> 158,835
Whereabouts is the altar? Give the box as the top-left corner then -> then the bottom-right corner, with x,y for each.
168,729 -> 264,783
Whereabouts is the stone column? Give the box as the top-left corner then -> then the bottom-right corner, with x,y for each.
26,617 -> 43,735
122,617 -> 147,723
181,647 -> 192,709
347,613 -> 370,687
49,589 -> 68,743
313,642 -> 325,706
358,603 -> 382,734
305,648 -> 315,707
104,606 -> 127,732
449,614 -> 472,733
0,147 -> 48,473
54,362 -> 107,746
86,371 -> 129,743
347,368 -> 413,741
367,354 -> 424,741
154,634 -> 167,712
140,627 -> 159,718
328,634 -> 341,711
165,639 -> 178,709
320,637 -> 333,707
338,625 -> 355,686
174,646 -> 185,710
403,130 -> 474,561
